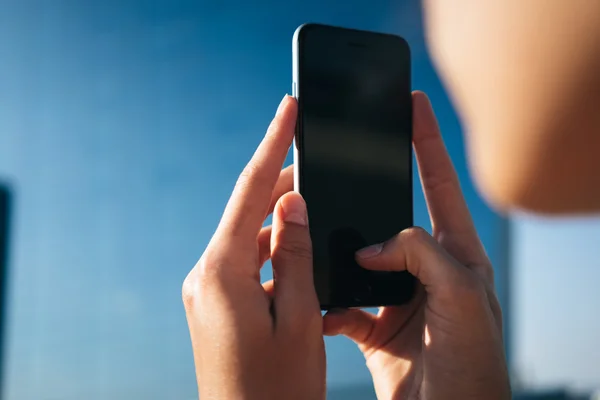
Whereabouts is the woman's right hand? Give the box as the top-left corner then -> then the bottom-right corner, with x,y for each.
182,96 -> 326,400
322,92 -> 511,400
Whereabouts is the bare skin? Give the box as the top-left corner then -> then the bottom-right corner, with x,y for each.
423,0 -> 600,214
182,97 -> 326,400
183,93 -> 510,399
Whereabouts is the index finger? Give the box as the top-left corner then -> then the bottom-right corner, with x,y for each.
412,91 -> 489,268
215,96 -> 297,247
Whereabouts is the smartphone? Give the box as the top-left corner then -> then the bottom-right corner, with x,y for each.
292,23 -> 415,309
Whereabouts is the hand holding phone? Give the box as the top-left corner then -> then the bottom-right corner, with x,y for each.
183,96 -> 325,400
323,92 -> 511,400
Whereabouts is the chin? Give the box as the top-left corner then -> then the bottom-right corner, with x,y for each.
472,158 -> 600,216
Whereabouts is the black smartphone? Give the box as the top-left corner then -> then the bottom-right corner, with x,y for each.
292,23 -> 415,309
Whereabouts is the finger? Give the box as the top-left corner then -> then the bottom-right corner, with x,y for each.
270,192 -> 320,317
413,91 -> 474,237
257,225 -> 272,266
214,96 -> 297,251
356,227 -> 464,296
412,91 -> 491,279
262,279 -> 275,298
258,166 -> 294,267
323,309 -> 376,351
268,165 -> 294,215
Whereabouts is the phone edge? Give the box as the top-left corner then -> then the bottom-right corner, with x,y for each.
292,24 -> 306,195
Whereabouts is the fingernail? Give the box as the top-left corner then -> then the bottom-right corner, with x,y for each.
282,194 -> 307,226
356,243 -> 383,259
276,94 -> 289,115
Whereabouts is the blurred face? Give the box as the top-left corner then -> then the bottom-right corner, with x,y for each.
423,0 -> 600,214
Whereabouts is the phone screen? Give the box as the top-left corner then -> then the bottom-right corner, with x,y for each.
295,24 -> 415,308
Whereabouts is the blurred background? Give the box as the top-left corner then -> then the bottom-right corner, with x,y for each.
0,1 -> 598,399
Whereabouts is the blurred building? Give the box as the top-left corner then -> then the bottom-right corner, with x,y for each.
328,385 -> 592,400
0,184 -> 10,393
514,390 -> 591,400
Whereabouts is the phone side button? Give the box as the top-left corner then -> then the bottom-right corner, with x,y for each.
292,82 -> 297,98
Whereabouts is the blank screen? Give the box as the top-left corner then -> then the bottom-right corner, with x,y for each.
297,25 -> 414,308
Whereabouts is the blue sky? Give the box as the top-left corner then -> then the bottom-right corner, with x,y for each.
0,1 -> 597,398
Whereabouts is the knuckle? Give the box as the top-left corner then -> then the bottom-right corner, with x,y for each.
182,253 -> 227,309
236,162 -> 268,193
400,226 -> 431,245
276,240 -> 313,261
198,252 -> 232,283
181,268 -> 200,309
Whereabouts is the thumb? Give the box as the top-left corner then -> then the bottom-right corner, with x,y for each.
271,192 -> 319,314
355,227 -> 465,296
323,308 -> 376,351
